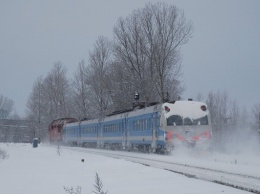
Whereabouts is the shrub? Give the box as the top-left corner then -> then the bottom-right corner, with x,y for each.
93,173 -> 107,194
64,173 -> 108,194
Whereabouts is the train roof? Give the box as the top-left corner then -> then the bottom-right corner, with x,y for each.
163,100 -> 208,119
49,117 -> 78,127
63,100 -> 209,127
126,104 -> 161,118
75,103 -> 162,125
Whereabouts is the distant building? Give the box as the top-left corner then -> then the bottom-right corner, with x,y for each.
0,119 -> 33,143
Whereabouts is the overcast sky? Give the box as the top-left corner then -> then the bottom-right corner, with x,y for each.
0,0 -> 259,117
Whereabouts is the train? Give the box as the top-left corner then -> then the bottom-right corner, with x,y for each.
48,118 -> 78,142
49,100 -> 212,153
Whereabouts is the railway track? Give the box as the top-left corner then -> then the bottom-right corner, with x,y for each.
64,147 -> 260,194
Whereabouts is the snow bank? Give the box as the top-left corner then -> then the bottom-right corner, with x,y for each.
0,143 -> 254,194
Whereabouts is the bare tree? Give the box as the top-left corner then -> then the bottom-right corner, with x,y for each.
229,99 -> 240,131
26,62 -> 72,140
43,62 -> 71,120
103,59 -> 138,112
72,60 -> 91,120
206,90 -> 256,152
0,95 -> 14,119
87,36 -> 113,117
113,2 -> 192,103
0,95 -> 16,142
26,76 -> 47,139
252,103 -> 260,130
240,106 -> 249,129
206,90 -> 230,148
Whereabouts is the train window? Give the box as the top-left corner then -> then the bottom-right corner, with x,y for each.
184,118 -> 193,125
119,123 -> 122,132
193,115 -> 208,125
133,121 -> 137,130
167,115 -> 183,126
148,118 -> 151,130
69,128 -> 74,134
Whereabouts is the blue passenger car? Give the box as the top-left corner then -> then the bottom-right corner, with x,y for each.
62,103 -> 168,152
125,105 -> 166,152
80,119 -> 100,148
101,119 -> 124,148
63,122 -> 80,145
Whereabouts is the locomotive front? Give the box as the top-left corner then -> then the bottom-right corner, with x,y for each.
160,100 -> 212,150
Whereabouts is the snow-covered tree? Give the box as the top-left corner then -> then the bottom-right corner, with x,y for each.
206,90 -> 230,148
43,62 -> 72,120
206,90 -> 257,152
87,36 -> 113,117
71,60 -> 91,120
26,76 -> 47,139
0,95 -> 14,119
252,103 -> 260,130
113,2 -> 191,103
26,62 -> 73,140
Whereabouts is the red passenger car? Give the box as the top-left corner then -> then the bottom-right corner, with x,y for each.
48,118 -> 78,143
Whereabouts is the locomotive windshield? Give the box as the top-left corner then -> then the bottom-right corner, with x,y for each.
167,115 -> 208,126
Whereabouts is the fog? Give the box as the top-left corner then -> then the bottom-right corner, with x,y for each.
220,127 -> 259,155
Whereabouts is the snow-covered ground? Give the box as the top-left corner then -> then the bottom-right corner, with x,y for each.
0,143 -> 259,194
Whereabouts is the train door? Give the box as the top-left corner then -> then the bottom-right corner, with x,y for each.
123,113 -> 130,150
78,122 -> 81,146
122,117 -> 126,150
127,123 -> 130,150
97,120 -> 103,148
151,113 -> 157,152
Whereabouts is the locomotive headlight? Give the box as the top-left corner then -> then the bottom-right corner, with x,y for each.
164,106 -> 170,112
201,105 -> 207,111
